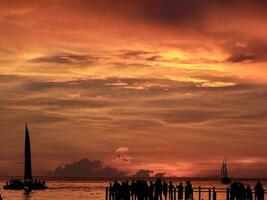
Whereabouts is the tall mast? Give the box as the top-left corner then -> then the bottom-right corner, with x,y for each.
224,157 -> 228,178
24,123 -> 33,180
221,160 -> 225,178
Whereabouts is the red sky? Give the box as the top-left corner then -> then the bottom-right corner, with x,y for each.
0,0 -> 267,178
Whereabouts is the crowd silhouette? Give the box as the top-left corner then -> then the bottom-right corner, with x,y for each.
107,179 -> 265,200
230,181 -> 264,200
108,179 -> 193,200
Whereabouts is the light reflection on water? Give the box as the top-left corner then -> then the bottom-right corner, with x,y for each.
0,180 -> 266,200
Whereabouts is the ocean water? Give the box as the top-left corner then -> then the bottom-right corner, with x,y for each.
0,179 -> 266,200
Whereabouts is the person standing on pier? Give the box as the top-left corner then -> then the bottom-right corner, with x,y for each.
155,178 -> 163,200
149,181 -> 154,200
230,181 -> 238,200
131,180 -> 137,200
113,181 -> 121,200
239,182 -> 246,200
185,181 -> 193,200
143,180 -> 149,200
163,181 -> 168,200
177,182 -> 184,200
109,183 -> 114,200
169,182 -> 174,200
255,181 -> 264,200
246,185 -> 253,200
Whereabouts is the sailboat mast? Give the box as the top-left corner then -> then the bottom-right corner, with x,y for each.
24,123 -> 33,180
221,162 -> 224,178
224,158 -> 228,178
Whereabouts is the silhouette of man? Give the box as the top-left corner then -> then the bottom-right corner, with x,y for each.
131,180 -> 137,200
246,185 -> 253,200
122,181 -> 131,200
255,181 -> 264,200
109,183 -> 114,200
143,180 -> 149,200
177,182 -> 184,200
135,180 -> 142,200
185,181 -> 193,200
169,182 -> 174,200
163,181 -> 168,200
149,181 -> 154,200
155,178 -> 163,200
113,181 -> 121,200
230,181 -> 238,200
239,182 -> 246,200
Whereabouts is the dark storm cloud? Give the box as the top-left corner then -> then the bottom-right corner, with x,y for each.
118,50 -> 155,58
59,0 -> 267,26
134,169 -> 153,178
50,159 -> 126,177
116,50 -> 161,62
226,53 -> 255,63
146,55 -> 162,61
30,53 -> 99,64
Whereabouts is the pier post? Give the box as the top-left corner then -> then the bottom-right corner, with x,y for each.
174,188 -> 176,200
106,187 -> 108,200
208,188 -> 211,200
192,188 -> 194,200
212,187 -> 216,200
198,186 -> 201,200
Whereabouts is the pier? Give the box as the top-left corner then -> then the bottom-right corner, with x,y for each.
105,180 -> 265,200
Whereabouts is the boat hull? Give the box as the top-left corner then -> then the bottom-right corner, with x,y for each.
3,180 -> 48,190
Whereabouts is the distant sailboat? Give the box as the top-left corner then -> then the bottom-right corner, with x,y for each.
221,158 -> 231,184
3,123 -> 48,190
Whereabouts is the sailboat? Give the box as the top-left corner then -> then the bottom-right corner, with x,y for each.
220,158 -> 231,184
3,124 -> 48,190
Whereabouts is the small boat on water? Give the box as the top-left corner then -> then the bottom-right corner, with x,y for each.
3,124 -> 48,190
221,158 -> 231,184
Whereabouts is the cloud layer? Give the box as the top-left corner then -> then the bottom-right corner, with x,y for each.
49,159 -> 126,177
0,0 -> 267,177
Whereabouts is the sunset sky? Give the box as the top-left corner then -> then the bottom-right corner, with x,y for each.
0,0 -> 267,178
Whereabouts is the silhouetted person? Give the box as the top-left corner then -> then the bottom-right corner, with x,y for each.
149,181 -> 154,200
135,180 -> 141,200
255,181 -> 264,200
169,182 -> 174,200
121,181 -> 130,200
185,181 -> 193,200
163,181 -> 168,200
230,181 -> 238,200
131,180 -> 137,200
239,182 -> 246,200
109,183 -> 114,200
113,181 -> 121,200
177,182 -> 184,200
155,178 -> 163,200
246,185 -> 253,200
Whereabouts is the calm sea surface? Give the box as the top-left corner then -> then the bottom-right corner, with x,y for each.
0,179 -> 266,200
